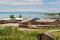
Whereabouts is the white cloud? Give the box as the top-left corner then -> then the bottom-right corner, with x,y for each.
0,1 -> 3,3
0,8 -> 44,12
48,0 -> 60,5
0,8 -> 60,13
1,0 -> 42,2
42,8 -> 60,13
27,0 -> 42,2
0,0 -> 44,5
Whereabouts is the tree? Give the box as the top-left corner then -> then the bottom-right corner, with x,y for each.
9,15 -> 14,18
19,14 -> 22,18
58,13 -> 60,16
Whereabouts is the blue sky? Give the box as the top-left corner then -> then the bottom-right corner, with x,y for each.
0,0 -> 60,13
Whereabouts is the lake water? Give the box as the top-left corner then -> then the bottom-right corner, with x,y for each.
0,12 -> 60,20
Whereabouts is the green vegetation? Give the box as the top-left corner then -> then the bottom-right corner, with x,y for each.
0,26 -> 60,40
9,15 -> 15,18
53,32 -> 60,40
9,14 -> 22,18
46,13 -> 60,16
19,14 -> 22,18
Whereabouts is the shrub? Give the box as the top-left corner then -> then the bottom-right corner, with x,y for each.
9,15 -> 14,18
19,14 -> 22,18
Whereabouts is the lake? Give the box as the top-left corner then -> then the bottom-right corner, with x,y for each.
0,12 -> 60,20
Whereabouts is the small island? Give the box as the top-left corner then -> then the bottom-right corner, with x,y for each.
46,13 -> 60,16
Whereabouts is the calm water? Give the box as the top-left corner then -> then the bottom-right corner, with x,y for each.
0,14 -> 46,20
0,12 -> 60,20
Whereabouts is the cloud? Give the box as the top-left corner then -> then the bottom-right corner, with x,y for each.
1,0 -> 42,2
48,0 -> 60,5
27,0 -> 42,2
0,8 -> 60,13
42,8 -> 60,13
0,0 -> 44,5
22,9 -> 43,12
0,8 -> 43,12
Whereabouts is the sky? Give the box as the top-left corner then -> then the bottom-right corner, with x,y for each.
0,0 -> 60,13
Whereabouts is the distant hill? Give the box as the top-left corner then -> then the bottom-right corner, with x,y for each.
0,12 -> 56,14
0,12 -> 45,14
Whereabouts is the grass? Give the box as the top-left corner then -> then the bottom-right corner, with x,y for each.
0,26 -> 60,40
53,32 -> 60,40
